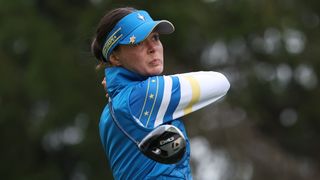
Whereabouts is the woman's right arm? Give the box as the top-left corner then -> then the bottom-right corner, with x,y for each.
129,71 -> 230,128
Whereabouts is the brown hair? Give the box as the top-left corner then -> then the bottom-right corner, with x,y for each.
91,7 -> 136,69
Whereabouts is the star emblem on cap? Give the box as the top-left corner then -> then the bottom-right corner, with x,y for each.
137,13 -> 145,21
129,35 -> 136,44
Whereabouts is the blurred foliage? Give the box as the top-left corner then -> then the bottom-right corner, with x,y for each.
1,0 -> 320,179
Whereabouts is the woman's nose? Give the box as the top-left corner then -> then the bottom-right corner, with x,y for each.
145,40 -> 156,54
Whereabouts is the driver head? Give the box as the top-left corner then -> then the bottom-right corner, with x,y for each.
138,125 -> 186,164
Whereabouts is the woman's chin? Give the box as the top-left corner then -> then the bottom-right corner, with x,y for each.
148,66 -> 163,76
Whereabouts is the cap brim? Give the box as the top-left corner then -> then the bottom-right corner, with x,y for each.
119,20 -> 175,45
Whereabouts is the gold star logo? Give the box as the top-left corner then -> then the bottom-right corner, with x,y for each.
149,94 -> 154,99
129,35 -> 136,44
144,111 -> 149,116
137,13 -> 145,21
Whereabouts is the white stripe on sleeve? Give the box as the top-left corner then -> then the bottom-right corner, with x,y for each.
154,76 -> 172,127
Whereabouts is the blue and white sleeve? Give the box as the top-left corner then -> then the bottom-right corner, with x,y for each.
129,71 -> 230,128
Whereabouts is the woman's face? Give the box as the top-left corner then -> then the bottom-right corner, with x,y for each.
112,32 -> 164,76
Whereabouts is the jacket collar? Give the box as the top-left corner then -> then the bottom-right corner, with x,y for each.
105,67 -> 147,97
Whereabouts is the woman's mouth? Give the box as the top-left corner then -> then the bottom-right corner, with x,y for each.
150,59 -> 162,66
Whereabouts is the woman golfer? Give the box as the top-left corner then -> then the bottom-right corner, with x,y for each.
91,7 -> 230,179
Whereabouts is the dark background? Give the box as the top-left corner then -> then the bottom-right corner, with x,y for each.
1,0 -> 319,179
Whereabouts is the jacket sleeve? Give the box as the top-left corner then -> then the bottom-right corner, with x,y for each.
129,71 -> 230,128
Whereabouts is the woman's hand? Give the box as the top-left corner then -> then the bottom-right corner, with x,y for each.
101,77 -> 109,98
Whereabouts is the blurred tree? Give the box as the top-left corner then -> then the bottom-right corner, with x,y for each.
0,0 -> 319,180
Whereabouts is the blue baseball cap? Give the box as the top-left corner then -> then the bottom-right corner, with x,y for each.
102,10 -> 175,61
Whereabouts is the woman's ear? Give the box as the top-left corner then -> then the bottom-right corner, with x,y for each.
109,53 -> 121,66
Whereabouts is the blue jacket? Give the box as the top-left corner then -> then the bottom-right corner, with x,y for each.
99,67 -> 230,179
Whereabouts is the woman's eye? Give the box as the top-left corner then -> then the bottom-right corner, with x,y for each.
131,42 -> 141,47
153,34 -> 160,41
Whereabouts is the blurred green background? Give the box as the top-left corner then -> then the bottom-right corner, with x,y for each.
1,0 -> 320,179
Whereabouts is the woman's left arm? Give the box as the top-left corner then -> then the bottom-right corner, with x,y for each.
129,71 -> 230,128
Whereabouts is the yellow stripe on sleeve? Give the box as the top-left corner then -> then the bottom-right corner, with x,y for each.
183,76 -> 201,115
